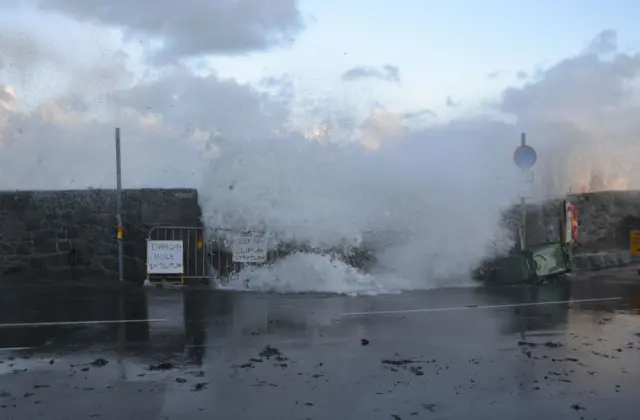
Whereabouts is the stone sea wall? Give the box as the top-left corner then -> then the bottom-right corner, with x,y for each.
0,189 -> 201,285
505,190 -> 640,270
2,188 -> 640,285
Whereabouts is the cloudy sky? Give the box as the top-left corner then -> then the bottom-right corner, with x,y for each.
1,0 -> 640,194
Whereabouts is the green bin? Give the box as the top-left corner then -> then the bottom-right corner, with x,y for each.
475,242 -> 572,285
524,242 -> 572,279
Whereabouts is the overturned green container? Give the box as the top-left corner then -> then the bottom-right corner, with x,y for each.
475,242 -> 572,285
525,242 -> 573,279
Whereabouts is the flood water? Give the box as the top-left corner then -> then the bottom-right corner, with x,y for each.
1,271 -> 639,419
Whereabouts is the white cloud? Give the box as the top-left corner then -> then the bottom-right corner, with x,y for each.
0,4 -> 293,190
498,31 -> 640,194
108,68 -> 290,138
0,85 -> 17,109
0,68 -> 292,189
359,106 -> 405,150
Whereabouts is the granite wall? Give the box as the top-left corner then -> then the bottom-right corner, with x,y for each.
0,189 -> 201,285
504,190 -> 640,269
4,188 -> 640,284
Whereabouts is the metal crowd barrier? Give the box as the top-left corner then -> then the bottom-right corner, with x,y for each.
146,226 -> 282,285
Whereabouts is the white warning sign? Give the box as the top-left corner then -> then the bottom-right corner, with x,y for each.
146,240 -> 184,274
232,234 -> 268,263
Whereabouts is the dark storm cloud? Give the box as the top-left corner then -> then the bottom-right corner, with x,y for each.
31,0 -> 305,62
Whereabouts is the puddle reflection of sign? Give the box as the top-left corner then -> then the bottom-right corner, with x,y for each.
630,230 -> 640,256
232,234 -> 268,263
147,240 -> 184,274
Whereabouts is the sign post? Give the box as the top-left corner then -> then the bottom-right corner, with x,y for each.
115,127 -> 124,282
513,133 -> 537,251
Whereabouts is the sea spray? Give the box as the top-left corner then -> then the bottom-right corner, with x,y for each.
200,132 -> 517,294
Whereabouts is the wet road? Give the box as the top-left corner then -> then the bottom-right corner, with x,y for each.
1,268 -> 640,420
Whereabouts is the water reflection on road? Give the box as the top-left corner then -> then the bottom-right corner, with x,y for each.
0,274 -> 639,419
0,278 -> 638,357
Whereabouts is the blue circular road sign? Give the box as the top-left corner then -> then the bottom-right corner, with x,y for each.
513,145 -> 537,169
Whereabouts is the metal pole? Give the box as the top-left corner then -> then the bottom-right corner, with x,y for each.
520,132 -> 527,251
520,196 -> 526,251
116,127 -> 124,282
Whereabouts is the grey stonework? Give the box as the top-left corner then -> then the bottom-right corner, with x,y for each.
572,252 -> 639,271
0,189 -> 202,284
4,188 -> 640,284
504,190 -> 640,272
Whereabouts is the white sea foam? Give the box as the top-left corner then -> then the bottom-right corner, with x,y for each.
217,252 -> 481,295
199,131 -> 518,294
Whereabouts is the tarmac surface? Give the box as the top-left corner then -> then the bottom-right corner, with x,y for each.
1,267 -> 640,420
